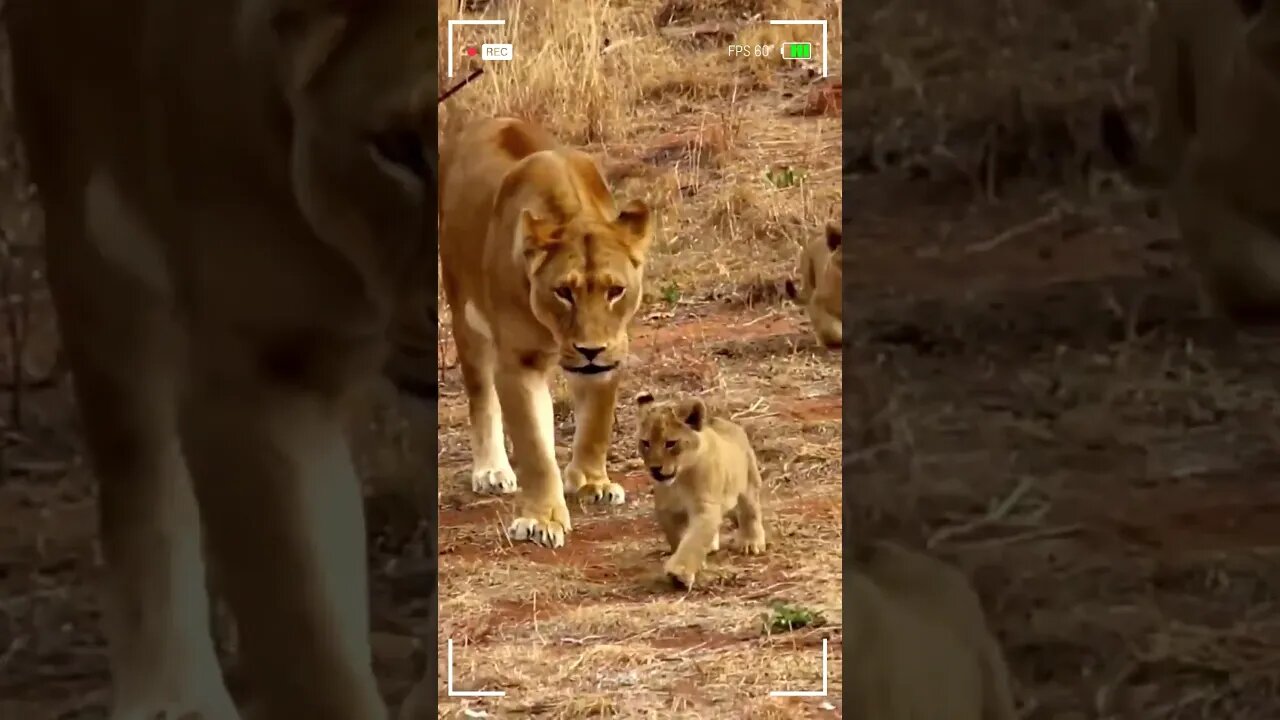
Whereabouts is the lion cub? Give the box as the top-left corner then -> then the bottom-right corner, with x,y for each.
849,540 -> 1017,720
634,392 -> 766,588
785,221 -> 842,348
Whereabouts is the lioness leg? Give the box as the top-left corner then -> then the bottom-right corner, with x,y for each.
1174,166 -> 1280,321
562,373 -> 627,505
46,202 -> 237,719
496,356 -> 572,547
178,338 -> 385,719
450,305 -> 517,495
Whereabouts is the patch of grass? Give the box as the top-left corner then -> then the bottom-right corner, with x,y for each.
765,165 -> 805,189
761,600 -> 827,635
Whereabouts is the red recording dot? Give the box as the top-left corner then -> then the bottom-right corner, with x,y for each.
464,46 -> 478,57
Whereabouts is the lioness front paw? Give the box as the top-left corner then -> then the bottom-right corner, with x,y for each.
471,465 -> 517,495
735,531 -> 766,555
563,462 -> 626,505
507,500 -> 572,548
663,555 -> 701,589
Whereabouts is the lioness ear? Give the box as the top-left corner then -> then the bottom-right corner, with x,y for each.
615,199 -> 653,264
634,391 -> 655,407
825,222 -> 842,252
679,398 -> 706,431
267,1 -> 355,94
517,209 -> 564,275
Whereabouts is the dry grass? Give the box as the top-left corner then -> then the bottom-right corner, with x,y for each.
839,1 -> 1280,718
427,0 -> 843,716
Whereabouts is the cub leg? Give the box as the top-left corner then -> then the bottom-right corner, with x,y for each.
663,505 -> 725,588
733,454 -> 767,554
656,509 -> 688,554
49,181 -> 237,720
451,301 -> 516,495
562,372 -> 626,505
178,335 -> 385,720
497,355 -> 572,547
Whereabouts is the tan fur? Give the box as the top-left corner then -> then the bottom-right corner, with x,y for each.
785,221 -> 842,347
4,1 -> 434,718
439,117 -> 654,548
1101,0 -> 1280,321
634,392 -> 766,588
849,541 -> 1017,720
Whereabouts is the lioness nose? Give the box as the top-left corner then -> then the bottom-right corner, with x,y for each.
575,345 -> 605,361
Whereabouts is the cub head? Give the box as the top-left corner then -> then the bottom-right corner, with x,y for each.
255,0 -> 433,304
520,199 -> 654,378
784,221 -> 843,349
634,391 -> 708,485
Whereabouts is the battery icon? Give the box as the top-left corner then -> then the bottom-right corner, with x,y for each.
781,41 -> 812,60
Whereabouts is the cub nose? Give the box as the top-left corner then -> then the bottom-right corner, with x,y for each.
575,345 -> 605,361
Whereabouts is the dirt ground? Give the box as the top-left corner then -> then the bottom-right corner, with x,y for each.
2,0 -> 1279,719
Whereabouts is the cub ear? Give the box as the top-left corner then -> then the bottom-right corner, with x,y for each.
516,209 -> 565,275
615,199 -> 654,265
634,391 -> 656,407
824,221 -> 843,252
678,398 -> 706,431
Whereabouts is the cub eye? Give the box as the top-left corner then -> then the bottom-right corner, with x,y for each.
607,285 -> 626,301
639,440 -> 650,451
554,286 -> 574,303
665,440 -> 677,450
370,129 -> 427,181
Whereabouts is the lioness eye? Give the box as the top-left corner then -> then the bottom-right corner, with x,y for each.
640,440 -> 649,450
370,129 -> 427,181
607,286 -> 626,301
665,440 -> 677,450
554,286 -> 574,303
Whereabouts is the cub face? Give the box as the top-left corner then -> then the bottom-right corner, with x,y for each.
265,0 -> 433,292
786,222 -> 843,349
634,392 -> 708,485
521,201 -> 653,377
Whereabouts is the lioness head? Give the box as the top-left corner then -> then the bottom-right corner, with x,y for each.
634,392 -> 708,484
785,221 -> 843,349
520,201 -> 653,377
256,0 -> 432,303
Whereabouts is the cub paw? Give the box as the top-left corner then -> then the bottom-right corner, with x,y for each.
663,556 -> 700,589
709,534 -> 721,553
471,466 -> 517,495
563,463 -> 626,505
507,501 -> 572,548
735,531 -> 766,555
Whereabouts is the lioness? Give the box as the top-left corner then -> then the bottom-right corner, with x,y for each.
849,540 -> 1017,720
5,0 -> 431,718
439,117 -> 653,549
785,221 -> 842,348
1100,0 -> 1280,320
634,391 -> 766,588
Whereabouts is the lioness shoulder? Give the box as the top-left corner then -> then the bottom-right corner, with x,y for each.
849,540 -> 1016,720
1101,0 -> 1280,321
634,391 -> 767,588
785,221 -> 842,348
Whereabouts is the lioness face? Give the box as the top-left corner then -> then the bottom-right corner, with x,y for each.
521,202 -> 653,377
267,0 -> 432,291
634,393 -> 707,485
